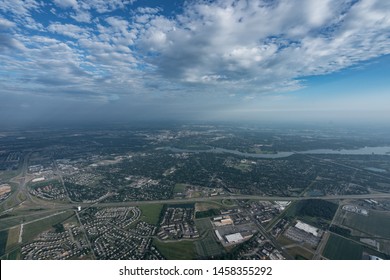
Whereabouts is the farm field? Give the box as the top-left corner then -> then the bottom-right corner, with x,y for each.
340,210 -> 390,237
323,234 -> 363,260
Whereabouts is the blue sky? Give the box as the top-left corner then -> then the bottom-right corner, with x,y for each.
0,0 -> 389,126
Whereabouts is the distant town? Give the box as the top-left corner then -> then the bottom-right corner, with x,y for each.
1,124 -> 390,260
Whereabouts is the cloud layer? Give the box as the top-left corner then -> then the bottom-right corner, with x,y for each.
0,0 -> 389,104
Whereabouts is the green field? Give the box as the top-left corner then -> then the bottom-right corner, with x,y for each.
221,199 -> 236,207
0,210 -> 70,231
195,201 -> 224,212
195,218 -> 211,235
138,204 -> 163,225
0,230 -> 9,256
286,246 -> 314,260
341,210 -> 390,237
195,232 -> 225,257
153,239 -> 197,260
194,218 -> 225,257
22,211 -> 74,242
6,226 -> 20,251
4,247 -> 21,260
0,171 -> 18,181
234,163 -> 252,172
195,209 -> 219,219
173,183 -> 187,193
276,235 -> 296,247
323,234 -> 363,260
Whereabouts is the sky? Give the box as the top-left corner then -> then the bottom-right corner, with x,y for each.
0,0 -> 389,126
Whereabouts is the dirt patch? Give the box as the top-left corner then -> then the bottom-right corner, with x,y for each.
0,184 -> 11,196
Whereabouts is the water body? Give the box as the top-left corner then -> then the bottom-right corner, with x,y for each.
301,146 -> 390,155
161,146 -> 390,159
364,167 -> 387,173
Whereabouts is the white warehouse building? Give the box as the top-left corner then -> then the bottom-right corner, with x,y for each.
295,220 -> 320,237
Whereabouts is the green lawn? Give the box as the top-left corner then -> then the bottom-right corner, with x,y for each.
153,239 -> 197,260
323,234 -> 363,260
138,204 -> 163,225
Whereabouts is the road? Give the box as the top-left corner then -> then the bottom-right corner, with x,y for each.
5,153 -> 31,209
63,193 -> 390,208
238,199 -> 294,260
313,202 -> 343,260
2,193 -> 390,215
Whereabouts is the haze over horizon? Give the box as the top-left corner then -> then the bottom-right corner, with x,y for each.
1,0 -> 389,127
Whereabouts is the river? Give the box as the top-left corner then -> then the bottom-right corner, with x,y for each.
160,146 -> 390,159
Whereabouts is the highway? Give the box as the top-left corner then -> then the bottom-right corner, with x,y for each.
2,193 -> 390,214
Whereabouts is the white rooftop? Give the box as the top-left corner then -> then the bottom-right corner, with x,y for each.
295,220 -> 319,237
225,233 -> 244,243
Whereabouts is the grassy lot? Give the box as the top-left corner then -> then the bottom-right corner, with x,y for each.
195,218 -> 212,236
0,210 -> 68,231
323,234 -> 363,260
341,210 -> 390,237
195,209 -> 220,219
17,192 -> 27,202
6,226 -> 20,251
173,183 -> 187,193
194,218 -> 225,257
195,201 -> 224,212
0,215 -> 22,231
276,235 -> 295,247
0,171 -> 18,181
5,247 -> 21,260
0,230 -> 9,256
190,191 -> 202,198
286,246 -> 314,260
195,231 -> 225,258
22,211 -> 74,243
138,204 -> 163,225
153,239 -> 197,260
221,199 -> 236,207
234,163 -> 252,172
